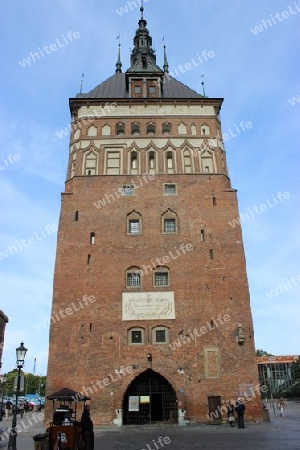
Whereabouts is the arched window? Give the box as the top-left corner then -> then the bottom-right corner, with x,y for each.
84,151 -> 97,176
87,125 -> 97,137
129,151 -> 139,174
102,124 -> 111,136
126,268 -> 142,288
127,211 -> 142,235
183,149 -> 192,173
153,267 -> 170,287
148,151 -> 156,173
131,152 -> 138,169
166,151 -> 175,173
161,209 -> 177,234
128,328 -> 145,345
162,122 -> 171,136
152,326 -> 169,344
147,122 -> 156,136
131,122 -> 140,135
201,124 -> 210,136
201,150 -> 214,173
116,122 -> 125,136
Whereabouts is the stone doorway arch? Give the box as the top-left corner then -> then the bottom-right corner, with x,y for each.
122,369 -> 178,425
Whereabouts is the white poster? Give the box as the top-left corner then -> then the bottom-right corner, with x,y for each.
128,396 -> 139,411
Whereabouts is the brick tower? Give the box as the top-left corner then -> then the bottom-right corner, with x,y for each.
46,7 -> 263,425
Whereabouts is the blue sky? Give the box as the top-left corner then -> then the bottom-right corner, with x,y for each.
0,0 -> 299,376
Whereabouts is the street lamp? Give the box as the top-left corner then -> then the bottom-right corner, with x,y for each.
0,373 -> 7,422
7,342 -> 27,450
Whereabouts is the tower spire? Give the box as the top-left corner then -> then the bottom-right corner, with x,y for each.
163,44 -> 169,74
115,40 -> 122,74
140,0 -> 144,19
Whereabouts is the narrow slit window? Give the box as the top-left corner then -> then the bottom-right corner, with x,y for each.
200,230 -> 205,242
131,152 -> 138,169
87,254 -> 91,265
75,211 -> 79,221
213,197 -> 217,206
149,152 -> 155,169
90,232 -> 95,245
210,249 -> 214,260
183,150 -> 192,173
167,151 -> 173,170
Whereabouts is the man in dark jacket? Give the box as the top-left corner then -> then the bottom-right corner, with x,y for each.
235,398 -> 245,429
81,404 -> 94,450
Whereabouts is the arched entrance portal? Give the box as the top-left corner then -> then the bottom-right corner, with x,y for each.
123,369 -> 178,425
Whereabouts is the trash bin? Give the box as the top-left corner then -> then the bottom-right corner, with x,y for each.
33,432 -> 49,450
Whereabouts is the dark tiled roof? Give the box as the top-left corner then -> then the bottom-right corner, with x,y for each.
76,73 -> 203,99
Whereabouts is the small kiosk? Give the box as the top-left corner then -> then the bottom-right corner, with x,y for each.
46,387 -> 90,450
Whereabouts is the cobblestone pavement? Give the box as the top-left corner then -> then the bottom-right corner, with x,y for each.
0,401 -> 299,449
94,401 -> 300,450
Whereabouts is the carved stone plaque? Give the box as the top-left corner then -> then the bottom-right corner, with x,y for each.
122,292 -> 175,320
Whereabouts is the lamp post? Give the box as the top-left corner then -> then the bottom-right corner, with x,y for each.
7,342 -> 27,450
0,373 -> 7,422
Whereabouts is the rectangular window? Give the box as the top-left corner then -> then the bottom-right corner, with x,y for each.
149,87 -> 156,94
164,184 -> 177,195
134,86 -> 141,94
90,232 -> 95,245
164,218 -> 176,233
129,219 -> 140,234
75,211 -> 79,221
213,196 -> 217,206
200,230 -> 205,242
122,185 -> 134,195
87,254 -> 91,265
107,151 -> 120,175
155,329 -> 166,343
154,272 -> 169,286
210,249 -> 214,260
127,272 -> 141,287
131,330 -> 142,344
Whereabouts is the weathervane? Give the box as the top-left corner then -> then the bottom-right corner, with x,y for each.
80,72 -> 85,94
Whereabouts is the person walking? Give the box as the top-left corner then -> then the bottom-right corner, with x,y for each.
81,404 -> 94,450
19,400 -> 25,418
278,397 -> 287,417
5,399 -> 12,420
227,401 -> 235,427
235,398 -> 245,429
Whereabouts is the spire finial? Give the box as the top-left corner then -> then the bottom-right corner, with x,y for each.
140,0 -> 144,19
201,73 -> 206,97
80,72 -> 84,94
115,35 -> 122,73
163,42 -> 169,74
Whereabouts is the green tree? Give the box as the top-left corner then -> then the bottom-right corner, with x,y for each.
3,371 -> 46,396
256,349 -> 274,357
